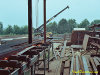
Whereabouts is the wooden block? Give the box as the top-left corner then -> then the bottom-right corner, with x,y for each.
60,61 -> 65,75
64,59 -> 70,68
63,59 -> 70,75
61,40 -> 67,58
63,68 -> 70,75
71,45 -> 82,49
82,34 -> 90,50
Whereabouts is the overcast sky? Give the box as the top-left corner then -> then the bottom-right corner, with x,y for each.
0,0 -> 100,28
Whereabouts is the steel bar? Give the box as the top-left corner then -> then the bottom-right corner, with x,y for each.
89,57 -> 98,75
95,57 -> 100,62
82,56 -> 90,75
70,56 -> 74,75
78,56 -> 85,75
93,57 -> 100,67
76,56 -> 79,75
95,57 -> 100,75
28,0 -> 32,44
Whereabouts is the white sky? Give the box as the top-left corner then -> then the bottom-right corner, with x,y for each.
0,0 -> 100,28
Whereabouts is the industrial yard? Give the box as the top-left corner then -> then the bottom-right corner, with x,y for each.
0,0 -> 100,75
0,29 -> 100,75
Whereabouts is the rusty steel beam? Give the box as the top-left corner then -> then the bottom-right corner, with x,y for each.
28,0 -> 32,44
43,0 -> 46,43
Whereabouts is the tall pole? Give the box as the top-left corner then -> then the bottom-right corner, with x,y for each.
43,0 -> 46,43
28,0 -> 32,44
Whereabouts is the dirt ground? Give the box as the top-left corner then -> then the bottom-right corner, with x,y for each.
45,58 -> 62,75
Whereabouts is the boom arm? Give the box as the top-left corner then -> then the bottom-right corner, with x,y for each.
34,6 -> 69,33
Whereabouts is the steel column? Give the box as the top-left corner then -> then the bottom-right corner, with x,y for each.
28,0 -> 32,44
43,0 -> 46,43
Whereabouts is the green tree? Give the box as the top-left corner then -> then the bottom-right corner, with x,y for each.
20,25 -> 28,34
51,22 -> 57,34
13,25 -> 20,34
0,22 -> 3,35
68,19 -> 77,32
91,20 -> 100,25
47,22 -> 53,32
47,22 -> 57,34
5,25 -> 13,34
57,19 -> 68,34
90,20 -> 100,30
78,19 -> 90,30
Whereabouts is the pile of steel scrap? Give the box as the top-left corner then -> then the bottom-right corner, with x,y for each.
60,55 -> 100,75
64,24 -> 100,75
0,41 -> 54,75
67,24 -> 100,46
60,45 -> 100,75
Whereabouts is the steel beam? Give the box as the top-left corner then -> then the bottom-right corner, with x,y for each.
28,0 -> 32,44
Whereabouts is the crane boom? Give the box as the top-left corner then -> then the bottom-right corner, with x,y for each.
34,6 -> 69,33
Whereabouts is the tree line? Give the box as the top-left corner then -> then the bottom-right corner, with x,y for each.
0,23 -> 29,35
0,19 -> 100,35
47,19 -> 100,34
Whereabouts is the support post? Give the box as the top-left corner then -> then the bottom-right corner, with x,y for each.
43,0 -> 46,43
97,65 -> 100,75
31,65 -> 33,75
28,0 -> 32,44
43,49 -> 46,75
48,48 -> 50,70
52,43 -> 54,56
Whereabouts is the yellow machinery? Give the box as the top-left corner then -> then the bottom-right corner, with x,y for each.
46,32 -> 53,38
